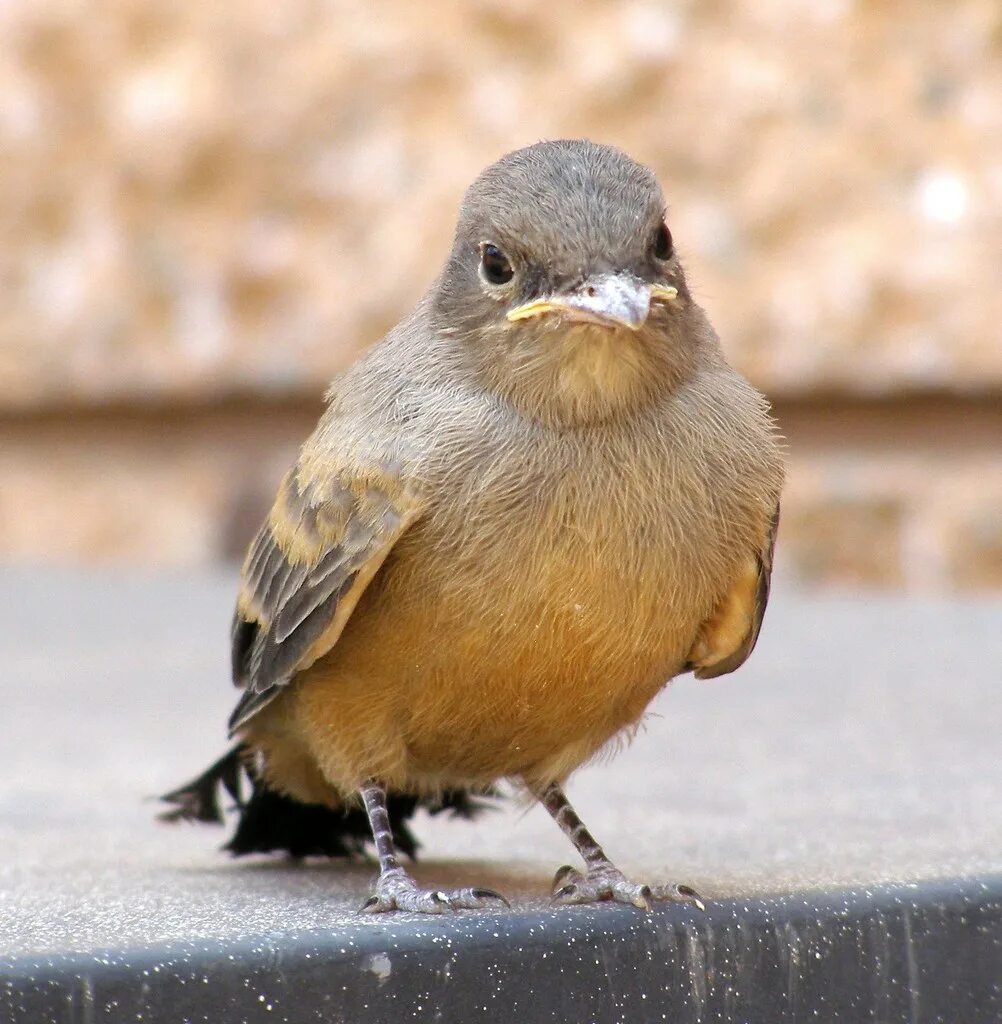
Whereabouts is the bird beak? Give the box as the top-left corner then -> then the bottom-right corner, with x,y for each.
507,274 -> 678,331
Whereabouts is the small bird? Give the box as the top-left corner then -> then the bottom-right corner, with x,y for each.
162,139 -> 784,914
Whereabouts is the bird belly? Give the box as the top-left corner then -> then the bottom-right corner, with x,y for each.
288,513 -> 714,794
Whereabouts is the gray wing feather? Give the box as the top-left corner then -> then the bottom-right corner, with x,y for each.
228,468 -> 419,733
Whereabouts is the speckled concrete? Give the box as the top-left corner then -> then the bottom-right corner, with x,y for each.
3,567 -> 1002,949
2,569 -> 1002,1020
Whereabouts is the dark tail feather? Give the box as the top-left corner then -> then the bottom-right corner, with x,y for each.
159,746 -> 496,861
159,745 -> 244,824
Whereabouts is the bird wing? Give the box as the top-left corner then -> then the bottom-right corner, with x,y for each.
228,463 -> 423,733
686,504 -> 780,680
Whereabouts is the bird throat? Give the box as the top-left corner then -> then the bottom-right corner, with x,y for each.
522,325 -> 663,427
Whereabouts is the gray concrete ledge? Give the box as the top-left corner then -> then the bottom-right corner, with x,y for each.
2,568 -> 1002,1022
5,878 -> 1002,1023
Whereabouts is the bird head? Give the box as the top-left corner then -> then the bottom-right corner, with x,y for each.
433,140 -> 705,426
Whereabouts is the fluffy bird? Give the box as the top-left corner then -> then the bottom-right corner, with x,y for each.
163,139 -> 784,913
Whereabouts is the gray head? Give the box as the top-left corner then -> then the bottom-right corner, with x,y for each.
432,140 -> 705,425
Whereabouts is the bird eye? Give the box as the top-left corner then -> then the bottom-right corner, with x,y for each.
479,243 -> 514,285
653,221 -> 674,261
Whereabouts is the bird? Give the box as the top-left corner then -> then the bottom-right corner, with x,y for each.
161,139 -> 785,914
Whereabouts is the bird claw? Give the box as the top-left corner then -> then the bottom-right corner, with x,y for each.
359,870 -> 510,914
650,882 -> 706,912
552,864 -> 578,888
471,887 -> 511,908
550,864 -> 704,912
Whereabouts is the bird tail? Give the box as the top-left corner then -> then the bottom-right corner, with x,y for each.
158,745 -> 494,860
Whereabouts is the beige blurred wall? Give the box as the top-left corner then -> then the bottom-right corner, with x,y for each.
1,0 -> 1000,588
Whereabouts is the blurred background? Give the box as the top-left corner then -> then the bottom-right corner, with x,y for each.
1,0 -> 999,589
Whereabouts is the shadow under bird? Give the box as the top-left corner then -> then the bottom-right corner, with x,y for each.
162,139 -> 785,913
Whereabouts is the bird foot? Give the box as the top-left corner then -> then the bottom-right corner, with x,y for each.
359,868 -> 510,915
550,863 -> 705,912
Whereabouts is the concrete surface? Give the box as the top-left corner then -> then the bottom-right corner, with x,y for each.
2,568 -> 1002,1020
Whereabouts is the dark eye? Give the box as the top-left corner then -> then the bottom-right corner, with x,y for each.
653,221 -> 673,261
479,243 -> 514,285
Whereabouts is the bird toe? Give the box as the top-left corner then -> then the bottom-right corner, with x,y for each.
549,864 -> 696,912
551,864 -> 583,893
359,872 -> 510,915
649,882 -> 706,912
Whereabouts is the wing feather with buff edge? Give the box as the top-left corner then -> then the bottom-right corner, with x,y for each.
228,465 -> 422,733
686,504 -> 780,680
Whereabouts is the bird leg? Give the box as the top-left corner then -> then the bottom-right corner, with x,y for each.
357,780 -> 508,914
537,782 -> 705,911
